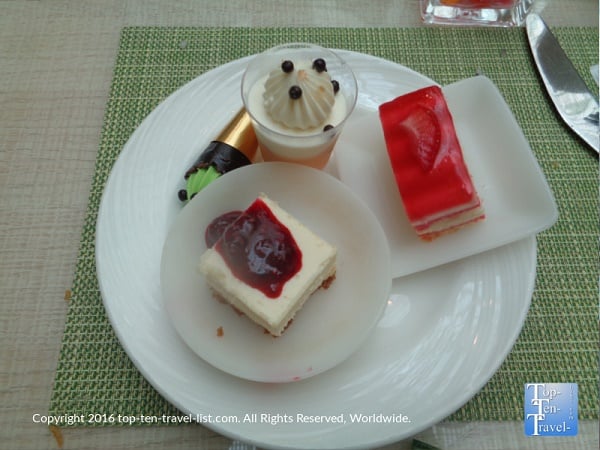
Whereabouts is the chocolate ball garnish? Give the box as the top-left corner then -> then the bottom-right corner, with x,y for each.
312,58 -> 327,73
281,60 -> 294,73
331,80 -> 340,94
288,85 -> 302,99
323,124 -> 334,132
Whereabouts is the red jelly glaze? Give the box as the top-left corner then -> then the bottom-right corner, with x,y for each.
211,198 -> 302,298
205,210 -> 242,248
378,85 -> 478,222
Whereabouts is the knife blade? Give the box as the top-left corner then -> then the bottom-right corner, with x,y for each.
526,13 -> 599,153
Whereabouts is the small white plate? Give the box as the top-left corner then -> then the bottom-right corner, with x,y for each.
336,75 -> 558,278
160,162 -> 391,383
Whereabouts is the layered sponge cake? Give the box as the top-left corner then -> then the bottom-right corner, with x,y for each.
379,85 -> 485,240
199,193 -> 336,336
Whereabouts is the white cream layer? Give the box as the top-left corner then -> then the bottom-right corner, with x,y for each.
417,204 -> 485,236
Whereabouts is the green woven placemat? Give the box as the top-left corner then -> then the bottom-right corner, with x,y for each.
50,27 -> 598,425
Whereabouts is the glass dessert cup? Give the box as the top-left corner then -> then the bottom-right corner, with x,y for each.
420,0 -> 536,27
241,43 -> 358,169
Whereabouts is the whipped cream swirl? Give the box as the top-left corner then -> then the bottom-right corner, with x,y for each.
263,59 -> 336,130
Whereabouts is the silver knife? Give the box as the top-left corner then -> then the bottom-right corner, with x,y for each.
526,13 -> 599,153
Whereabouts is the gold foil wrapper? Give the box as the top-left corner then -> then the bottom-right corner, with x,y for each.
216,108 -> 258,161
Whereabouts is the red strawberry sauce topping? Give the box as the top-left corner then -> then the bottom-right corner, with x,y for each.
205,198 -> 302,298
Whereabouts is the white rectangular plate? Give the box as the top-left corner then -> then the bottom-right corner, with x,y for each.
335,75 -> 558,278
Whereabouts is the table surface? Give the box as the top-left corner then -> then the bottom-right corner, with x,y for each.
1,1 -> 598,450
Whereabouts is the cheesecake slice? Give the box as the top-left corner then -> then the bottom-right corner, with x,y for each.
378,85 -> 485,241
199,193 -> 336,336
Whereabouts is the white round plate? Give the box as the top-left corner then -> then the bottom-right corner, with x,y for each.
161,162 -> 391,383
96,50 -> 536,449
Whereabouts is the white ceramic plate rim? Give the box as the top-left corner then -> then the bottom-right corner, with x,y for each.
96,50 -> 536,449
160,162 -> 391,383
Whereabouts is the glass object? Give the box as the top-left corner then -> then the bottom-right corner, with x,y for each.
241,43 -> 358,169
420,0 -> 536,27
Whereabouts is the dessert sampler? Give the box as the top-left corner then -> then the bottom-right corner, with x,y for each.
192,49 -> 482,339
199,193 -> 337,337
379,85 -> 485,240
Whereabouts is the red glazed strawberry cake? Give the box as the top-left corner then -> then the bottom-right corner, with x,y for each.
379,85 -> 484,241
